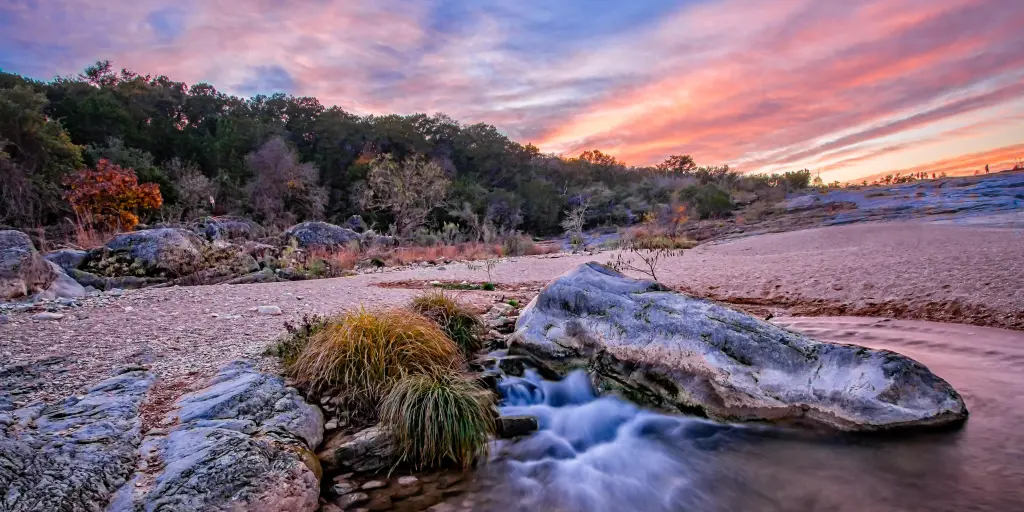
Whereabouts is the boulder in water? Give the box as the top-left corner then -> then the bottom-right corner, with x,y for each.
285,221 -> 361,250
511,262 -> 968,431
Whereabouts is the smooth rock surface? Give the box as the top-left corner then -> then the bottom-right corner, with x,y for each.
0,230 -> 58,300
110,361 -> 324,512
44,248 -> 88,272
41,261 -> 87,299
317,426 -> 396,473
0,369 -> 154,512
511,262 -> 969,431
284,221 -> 361,250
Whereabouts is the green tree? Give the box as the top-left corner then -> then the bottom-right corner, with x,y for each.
0,84 -> 84,226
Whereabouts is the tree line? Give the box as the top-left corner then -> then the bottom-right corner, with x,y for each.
1,61 -> 813,240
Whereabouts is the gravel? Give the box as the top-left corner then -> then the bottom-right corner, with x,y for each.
1,220 -> 1021,408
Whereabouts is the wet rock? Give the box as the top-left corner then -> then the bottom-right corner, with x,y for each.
361,480 -> 387,490
258,305 -> 283,315
498,357 -> 526,377
512,262 -> 969,431
317,426 -> 396,474
110,361 -> 324,511
332,481 -> 358,495
285,221 -> 361,250
337,492 -> 370,508
1,230 -> 59,300
88,228 -> 203,278
496,415 -> 539,438
0,369 -> 154,512
44,248 -> 88,272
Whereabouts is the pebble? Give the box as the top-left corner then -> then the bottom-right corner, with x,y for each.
331,482 -> 357,495
397,476 -> 419,486
257,305 -> 282,315
31,312 -> 64,321
336,492 -> 369,508
324,419 -> 338,431
123,306 -> 135,312
361,480 -> 386,490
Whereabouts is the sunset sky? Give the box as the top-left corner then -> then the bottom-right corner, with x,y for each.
2,0 -> 1022,181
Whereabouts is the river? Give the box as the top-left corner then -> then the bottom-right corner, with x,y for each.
467,317 -> 1024,511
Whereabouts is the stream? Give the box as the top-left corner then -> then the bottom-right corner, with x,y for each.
467,317 -> 1024,511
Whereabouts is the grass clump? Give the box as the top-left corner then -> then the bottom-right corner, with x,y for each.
288,308 -> 463,411
411,291 -> 484,355
381,372 -> 495,469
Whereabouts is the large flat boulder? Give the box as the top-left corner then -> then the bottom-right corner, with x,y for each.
0,230 -> 59,300
284,221 -> 360,250
86,228 -> 203,278
511,262 -> 968,431
110,361 -> 324,512
0,368 -> 154,512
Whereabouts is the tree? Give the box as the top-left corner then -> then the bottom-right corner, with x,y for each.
163,158 -> 217,221
656,154 -> 697,176
362,154 -> 450,237
62,159 -> 163,231
0,84 -> 84,226
561,195 -> 591,252
244,136 -> 327,227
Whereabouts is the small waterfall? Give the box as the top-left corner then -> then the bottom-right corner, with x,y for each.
483,358 -> 745,511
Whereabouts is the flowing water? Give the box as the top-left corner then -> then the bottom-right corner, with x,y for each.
467,317 -> 1024,511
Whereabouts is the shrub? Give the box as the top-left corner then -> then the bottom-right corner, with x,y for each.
271,314 -> 329,367
62,158 -> 163,231
380,373 -> 495,469
287,308 -> 463,411
411,291 -> 484,355
501,234 -> 535,256
680,183 -> 733,219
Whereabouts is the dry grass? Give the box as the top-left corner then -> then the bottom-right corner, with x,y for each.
380,372 -> 495,469
287,308 -> 464,412
411,291 -> 484,355
299,240 -> 560,275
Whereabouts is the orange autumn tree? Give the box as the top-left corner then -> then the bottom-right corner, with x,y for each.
62,158 -> 163,231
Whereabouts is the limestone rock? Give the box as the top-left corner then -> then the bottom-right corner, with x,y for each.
258,305 -> 283,315
511,262 -> 969,431
110,361 -> 324,512
44,248 -> 88,272
0,369 -> 154,512
30,312 -> 64,321
496,415 -> 539,438
0,230 -> 59,300
284,222 -> 361,250
39,261 -> 86,299
196,216 -> 266,242
87,228 -> 203,278
317,425 -> 396,473
343,214 -> 368,233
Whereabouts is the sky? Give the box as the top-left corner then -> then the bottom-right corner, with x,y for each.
1,0 -> 1023,182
